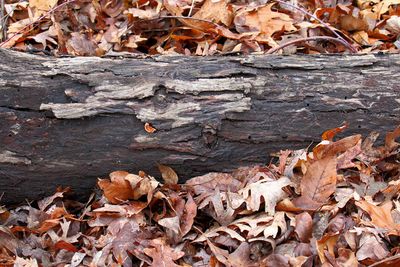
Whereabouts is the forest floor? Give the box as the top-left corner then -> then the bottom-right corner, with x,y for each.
1,125 -> 400,266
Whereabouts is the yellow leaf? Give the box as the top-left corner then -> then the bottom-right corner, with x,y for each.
29,0 -> 58,16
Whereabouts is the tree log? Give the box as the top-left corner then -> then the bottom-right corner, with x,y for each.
0,48 -> 399,204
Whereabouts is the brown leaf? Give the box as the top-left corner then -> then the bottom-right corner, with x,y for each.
337,139 -> 362,169
66,32 -> 100,56
193,0 -> 233,26
385,126 -> 400,152
180,194 -> 197,236
300,156 -> 337,205
234,3 -> 296,38
316,234 -> 339,264
356,233 -> 389,262
143,238 -> 185,267
98,171 -> 135,204
0,225 -> 20,255
356,200 -> 400,234
260,254 -> 290,267
144,122 -> 156,133
158,164 -> 179,185
313,135 -> 362,160
294,212 -> 312,243
336,248 -> 358,267
226,242 -> 255,266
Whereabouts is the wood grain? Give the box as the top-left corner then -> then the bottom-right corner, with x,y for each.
1,49 -> 399,203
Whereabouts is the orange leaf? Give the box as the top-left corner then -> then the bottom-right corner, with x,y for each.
316,234 -> 339,264
144,122 -> 156,133
97,171 -> 135,204
234,3 -> 296,38
356,200 -> 400,234
36,219 -> 60,233
193,0 -> 233,26
54,240 -> 79,252
321,122 -> 348,141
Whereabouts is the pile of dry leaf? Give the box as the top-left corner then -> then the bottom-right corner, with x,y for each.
0,125 -> 400,266
1,0 -> 400,55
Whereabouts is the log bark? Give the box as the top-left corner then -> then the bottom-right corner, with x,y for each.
1,48 -> 399,204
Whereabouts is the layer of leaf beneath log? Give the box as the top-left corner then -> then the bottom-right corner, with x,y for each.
0,125 -> 399,266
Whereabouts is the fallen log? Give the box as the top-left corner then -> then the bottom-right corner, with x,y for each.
0,48 -> 399,204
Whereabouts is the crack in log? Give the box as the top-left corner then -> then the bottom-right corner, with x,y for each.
0,105 -> 42,113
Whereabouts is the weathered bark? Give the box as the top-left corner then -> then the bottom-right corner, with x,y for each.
0,48 -> 399,204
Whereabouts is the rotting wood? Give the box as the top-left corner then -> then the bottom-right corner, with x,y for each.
0,48 -> 399,204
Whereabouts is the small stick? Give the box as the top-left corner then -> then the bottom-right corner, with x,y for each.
1,0 -> 5,42
273,0 -> 357,53
188,0 -> 196,17
266,36 -> 352,54
159,15 -> 219,27
0,0 -> 76,47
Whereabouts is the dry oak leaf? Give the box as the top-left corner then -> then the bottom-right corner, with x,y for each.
193,0 -> 234,26
29,0 -> 58,15
239,176 -> 291,214
355,200 -> 400,234
234,3 -> 297,38
143,238 -> 185,267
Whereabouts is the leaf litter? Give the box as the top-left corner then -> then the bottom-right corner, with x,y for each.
1,0 -> 400,55
0,125 -> 400,266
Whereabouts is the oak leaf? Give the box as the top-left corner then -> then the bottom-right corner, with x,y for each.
193,0 -> 233,26
356,200 -> 400,234
143,238 -> 185,267
239,177 -> 291,214
234,3 -> 297,38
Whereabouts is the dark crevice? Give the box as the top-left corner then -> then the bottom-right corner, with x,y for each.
0,105 -> 42,113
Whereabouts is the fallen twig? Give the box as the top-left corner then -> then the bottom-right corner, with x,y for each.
273,0 -> 358,53
0,0 -> 76,47
266,36 -> 353,54
0,0 -> 5,42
